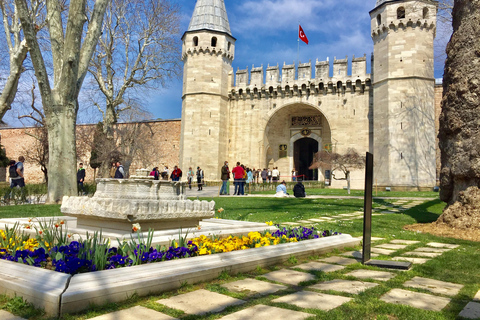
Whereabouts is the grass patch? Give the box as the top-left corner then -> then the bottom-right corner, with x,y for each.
0,204 -> 61,219
250,187 -> 439,198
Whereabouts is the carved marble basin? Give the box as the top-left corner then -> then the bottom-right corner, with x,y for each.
61,178 -> 215,232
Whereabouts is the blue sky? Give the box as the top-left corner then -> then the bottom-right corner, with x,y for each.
146,0 -> 449,121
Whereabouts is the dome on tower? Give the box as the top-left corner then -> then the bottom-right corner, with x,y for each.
187,0 -> 232,36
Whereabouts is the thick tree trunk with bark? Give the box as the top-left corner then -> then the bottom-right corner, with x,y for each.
16,0 -> 108,203
439,0 -> 480,206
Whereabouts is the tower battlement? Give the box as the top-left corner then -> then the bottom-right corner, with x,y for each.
231,55 -> 371,98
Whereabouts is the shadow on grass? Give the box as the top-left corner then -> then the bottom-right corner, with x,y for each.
403,199 -> 445,223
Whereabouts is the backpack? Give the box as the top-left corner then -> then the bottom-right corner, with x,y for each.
9,163 -> 18,178
293,183 -> 306,198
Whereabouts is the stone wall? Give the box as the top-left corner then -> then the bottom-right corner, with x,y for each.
0,119 -> 181,184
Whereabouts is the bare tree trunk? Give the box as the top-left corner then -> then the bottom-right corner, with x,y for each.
347,171 -> 351,195
16,0 -> 108,203
45,102 -> 78,201
439,0 -> 480,206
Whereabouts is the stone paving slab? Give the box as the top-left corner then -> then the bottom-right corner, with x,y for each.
294,262 -> 345,273
221,279 -> 287,296
427,242 -> 460,249
308,218 -> 328,222
404,277 -> 464,296
338,213 -> 359,217
0,310 -> 26,320
156,289 -> 245,315
474,290 -> 480,302
218,304 -> 314,320
297,220 -> 315,224
320,256 -> 359,265
375,243 -> 408,250
459,302 -> 480,319
403,251 -> 442,258
272,290 -> 352,311
309,279 -> 379,294
342,251 -> 379,259
392,257 -> 431,264
390,240 -> 420,245
371,247 -> 396,255
380,288 -> 451,311
346,270 -> 396,281
282,222 -> 301,226
88,306 -> 177,320
262,269 -> 316,286
413,247 -> 450,253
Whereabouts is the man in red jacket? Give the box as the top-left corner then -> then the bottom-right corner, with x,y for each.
171,165 -> 182,181
231,162 -> 245,195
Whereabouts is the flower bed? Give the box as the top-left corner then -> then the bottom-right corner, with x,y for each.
1,220 -> 339,275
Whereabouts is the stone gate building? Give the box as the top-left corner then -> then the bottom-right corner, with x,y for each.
180,0 -> 438,189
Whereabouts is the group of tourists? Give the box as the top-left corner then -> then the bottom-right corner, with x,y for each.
220,161 -> 255,196
6,156 -> 27,201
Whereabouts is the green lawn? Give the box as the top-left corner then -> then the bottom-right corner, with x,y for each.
1,197 -> 479,320
250,187 -> 439,198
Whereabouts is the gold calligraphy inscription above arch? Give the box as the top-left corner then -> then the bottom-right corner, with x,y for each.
291,116 -> 322,127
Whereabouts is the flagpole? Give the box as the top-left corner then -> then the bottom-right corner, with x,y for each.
297,24 -> 300,78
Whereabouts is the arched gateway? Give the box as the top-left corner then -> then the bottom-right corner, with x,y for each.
263,103 -> 331,181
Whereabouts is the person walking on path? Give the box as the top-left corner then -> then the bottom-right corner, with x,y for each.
77,163 -> 86,195
8,157 -> 26,201
196,167 -> 204,191
171,165 -> 182,181
232,162 -> 245,195
220,161 -> 230,195
115,161 -> 125,179
187,167 -> 194,189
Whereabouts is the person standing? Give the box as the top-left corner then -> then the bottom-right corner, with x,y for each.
187,167 -> 194,189
267,168 -> 272,183
77,163 -> 86,195
246,168 -> 253,194
261,168 -> 268,183
150,167 -> 160,180
292,168 -> 297,182
220,161 -> 230,195
196,166 -> 204,191
115,161 -> 125,178
272,167 -> 280,183
232,162 -> 245,195
109,162 -> 117,178
171,165 -> 182,181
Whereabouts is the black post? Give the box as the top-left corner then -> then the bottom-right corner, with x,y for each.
362,152 -> 412,270
362,152 -> 373,263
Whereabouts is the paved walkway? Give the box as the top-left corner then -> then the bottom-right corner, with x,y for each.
4,238 -> 476,319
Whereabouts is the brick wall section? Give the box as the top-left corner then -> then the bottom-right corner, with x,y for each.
0,119 -> 181,184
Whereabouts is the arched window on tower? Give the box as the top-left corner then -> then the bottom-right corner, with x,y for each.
423,7 -> 429,19
377,14 -> 382,26
397,7 -> 405,19
193,36 -> 198,47
211,37 -> 217,47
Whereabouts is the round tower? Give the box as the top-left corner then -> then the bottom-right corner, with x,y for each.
370,0 -> 437,188
179,0 -> 236,180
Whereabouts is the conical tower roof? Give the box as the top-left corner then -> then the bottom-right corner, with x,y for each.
187,0 -> 232,36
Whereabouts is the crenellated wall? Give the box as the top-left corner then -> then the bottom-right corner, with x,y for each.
234,55 -> 370,93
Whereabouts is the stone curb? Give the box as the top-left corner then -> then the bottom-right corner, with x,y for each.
0,260 -> 71,316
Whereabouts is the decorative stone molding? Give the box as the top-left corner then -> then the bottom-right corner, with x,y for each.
61,179 -> 215,232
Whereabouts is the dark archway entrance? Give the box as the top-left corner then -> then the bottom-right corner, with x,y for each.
294,138 -> 319,181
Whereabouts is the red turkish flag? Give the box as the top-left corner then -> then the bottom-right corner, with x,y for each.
299,25 -> 309,44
